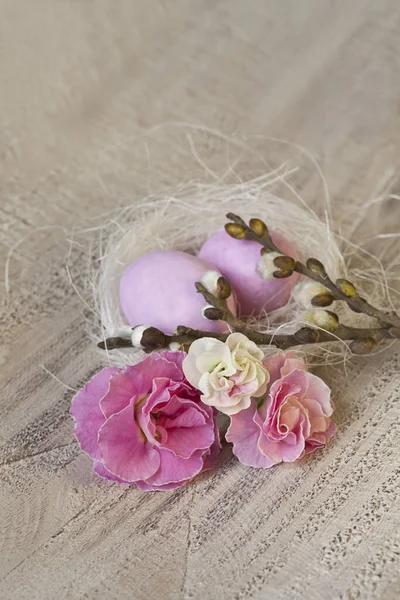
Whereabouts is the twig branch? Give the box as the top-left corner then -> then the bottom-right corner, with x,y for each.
225,213 -> 400,331
97,213 -> 400,356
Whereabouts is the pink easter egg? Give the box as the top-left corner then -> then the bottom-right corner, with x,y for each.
119,250 -> 236,335
198,230 -> 300,317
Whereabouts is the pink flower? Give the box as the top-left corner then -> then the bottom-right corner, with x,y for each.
226,352 -> 336,468
70,351 -> 220,491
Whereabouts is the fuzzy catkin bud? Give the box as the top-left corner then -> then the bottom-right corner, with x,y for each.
256,252 -> 286,281
306,258 -> 327,277
131,325 -> 151,348
140,327 -> 168,350
199,270 -> 222,295
311,292 -> 335,307
202,305 -> 224,321
336,278 -> 357,297
225,223 -> 247,239
249,218 -> 268,237
303,310 -> 339,332
168,342 -> 182,351
293,281 -> 329,309
216,276 -> 231,300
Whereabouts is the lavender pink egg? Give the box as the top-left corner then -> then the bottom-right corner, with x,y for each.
119,250 -> 236,335
198,230 -> 300,317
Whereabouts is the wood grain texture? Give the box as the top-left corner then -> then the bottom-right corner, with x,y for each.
0,1 -> 399,598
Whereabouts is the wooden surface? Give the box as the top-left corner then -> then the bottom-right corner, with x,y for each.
1,1 -> 400,598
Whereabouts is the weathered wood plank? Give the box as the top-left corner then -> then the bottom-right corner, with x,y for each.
0,1 -> 399,598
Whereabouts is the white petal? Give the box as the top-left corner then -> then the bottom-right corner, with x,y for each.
182,354 -> 201,387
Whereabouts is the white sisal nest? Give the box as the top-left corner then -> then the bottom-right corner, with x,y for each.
87,172 -> 346,367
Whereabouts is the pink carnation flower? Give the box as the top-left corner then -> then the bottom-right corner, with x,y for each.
226,352 -> 336,468
70,351 -> 220,491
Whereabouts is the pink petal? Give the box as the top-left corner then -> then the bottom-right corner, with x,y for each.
98,403 -> 160,482
263,352 -> 287,389
135,479 -> 187,492
227,402 -> 276,469
70,367 -> 119,460
280,357 -> 306,376
305,373 -> 333,416
141,378 -> 180,415
100,368 -> 137,419
157,350 -> 187,372
100,356 -> 182,419
144,448 -> 204,487
159,408 -> 214,458
94,461 -> 129,484
264,378 -> 304,431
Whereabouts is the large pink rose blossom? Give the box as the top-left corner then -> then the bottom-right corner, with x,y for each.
71,351 -> 220,491
226,352 -> 336,468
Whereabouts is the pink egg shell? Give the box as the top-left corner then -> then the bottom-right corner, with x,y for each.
198,230 -> 300,317
119,250 -> 237,335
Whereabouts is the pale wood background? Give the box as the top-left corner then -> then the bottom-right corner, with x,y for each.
1,1 -> 400,599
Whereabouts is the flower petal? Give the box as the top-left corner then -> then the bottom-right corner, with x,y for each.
305,372 -> 333,416
98,403 -> 160,482
227,402 -> 276,468
135,479 -> 188,492
93,461 -> 129,484
100,356 -> 182,419
280,356 -> 307,377
143,448 -> 204,487
159,407 -> 214,458
70,367 -> 119,460
155,350 -> 187,373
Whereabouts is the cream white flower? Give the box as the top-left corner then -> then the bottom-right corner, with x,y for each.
183,332 -> 269,415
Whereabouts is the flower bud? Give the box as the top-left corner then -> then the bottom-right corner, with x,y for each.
336,278 -> 357,297
256,252 -> 286,281
249,218 -> 268,237
201,305 -> 224,321
198,270 -> 222,295
350,337 -> 377,355
293,281 -> 329,309
131,325 -> 167,350
311,292 -> 335,307
303,310 -> 339,332
225,223 -> 247,239
131,325 -> 150,348
273,255 -> 296,271
216,276 -> 231,299
113,326 -> 133,339
293,327 -> 320,344
140,326 -> 168,350
306,258 -> 327,277
168,341 -> 182,351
